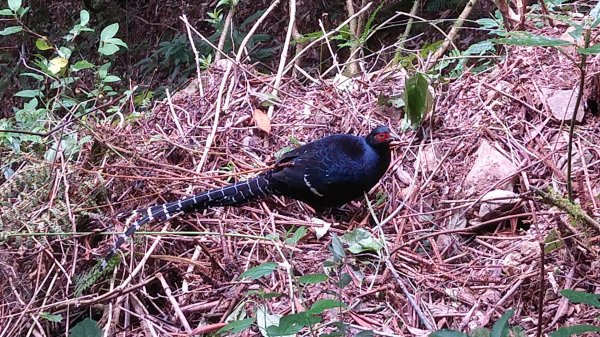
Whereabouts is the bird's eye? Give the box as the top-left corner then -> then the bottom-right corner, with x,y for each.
376,132 -> 390,142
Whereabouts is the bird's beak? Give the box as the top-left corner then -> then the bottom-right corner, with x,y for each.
388,130 -> 401,141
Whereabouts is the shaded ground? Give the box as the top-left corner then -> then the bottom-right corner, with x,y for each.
1,22 -> 600,337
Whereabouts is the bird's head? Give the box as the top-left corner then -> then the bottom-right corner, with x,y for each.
366,125 -> 397,148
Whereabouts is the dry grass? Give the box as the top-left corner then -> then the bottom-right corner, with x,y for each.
1,24 -> 600,337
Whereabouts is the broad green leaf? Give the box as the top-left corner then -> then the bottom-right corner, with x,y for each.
275,146 -> 295,160
79,135 -> 93,145
19,72 -> 44,81
0,9 -> 14,15
430,330 -> 469,337
106,37 -> 128,48
256,306 -> 291,337
0,26 -> 22,35
404,72 -> 429,128
8,0 -> 22,11
98,44 -> 119,56
69,318 -> 101,337
591,1 -> 600,19
298,273 -> 328,284
71,60 -> 95,71
285,226 -> 307,245
258,92 -> 281,107
40,312 -> 62,322
102,75 -> 121,83
35,38 -> 53,50
491,308 -> 514,337
306,299 -> 346,315
267,312 -> 320,336
544,229 -> 563,253
578,44 -> 600,55
550,325 -> 600,337
14,89 -> 41,98
100,23 -> 119,41
80,10 -> 89,26
218,318 -> 255,334
336,272 -> 352,289
560,289 -> 600,308
240,262 -> 277,280
329,233 -> 345,261
48,57 -> 68,74
341,228 -> 383,254
497,32 -> 571,47
98,62 -> 110,78
568,23 -> 583,41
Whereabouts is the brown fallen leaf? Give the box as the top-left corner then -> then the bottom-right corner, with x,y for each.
253,108 -> 271,134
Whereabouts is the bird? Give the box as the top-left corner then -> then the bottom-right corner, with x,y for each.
101,125 -> 395,269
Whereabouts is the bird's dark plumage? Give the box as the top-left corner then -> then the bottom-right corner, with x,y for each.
101,126 -> 394,268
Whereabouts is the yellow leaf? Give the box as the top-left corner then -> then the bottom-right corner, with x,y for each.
253,109 -> 271,134
48,57 -> 68,74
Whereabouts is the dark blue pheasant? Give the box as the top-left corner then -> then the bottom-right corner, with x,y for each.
102,126 -> 394,268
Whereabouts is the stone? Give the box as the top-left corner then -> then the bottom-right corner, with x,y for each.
464,140 -> 518,194
541,87 -> 585,123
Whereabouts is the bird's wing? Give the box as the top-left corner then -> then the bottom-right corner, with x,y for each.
271,136 -> 368,198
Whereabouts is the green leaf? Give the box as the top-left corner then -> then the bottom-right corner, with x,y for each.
106,37 -> 128,48
336,272 -> 352,289
355,331 -> 375,337
341,228 -> 383,254
266,312 -> 320,336
14,89 -> 41,98
0,26 -> 23,35
35,38 -> 53,51
306,299 -> 346,315
0,9 -> 14,15
560,289 -> 600,308
80,10 -> 89,26
491,309 -> 514,337
259,92 -> 281,107
510,326 -> 527,337
100,23 -> 119,41
69,318 -> 101,337
430,330 -> 469,337
544,229 -> 563,253
19,72 -> 44,81
329,233 -> 345,262
48,56 -> 68,74
8,0 -> 22,11
550,325 -> 600,337
591,1 -> 600,19
497,32 -> 572,47
218,318 -> 255,334
102,75 -> 121,83
40,312 -> 62,322
98,62 -> 110,78
98,44 -> 119,56
258,292 -> 282,299
71,60 -> 95,71
240,262 -> 277,280
404,72 -> 429,128
285,226 -> 307,245
578,44 -> 600,55
298,273 -> 328,284
256,306 -> 292,337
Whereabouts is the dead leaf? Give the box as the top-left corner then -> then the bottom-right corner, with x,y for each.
253,109 -> 271,134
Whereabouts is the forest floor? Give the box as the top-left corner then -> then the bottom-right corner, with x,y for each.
1,19 -> 600,337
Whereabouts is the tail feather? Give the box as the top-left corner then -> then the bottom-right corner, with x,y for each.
101,174 -> 272,269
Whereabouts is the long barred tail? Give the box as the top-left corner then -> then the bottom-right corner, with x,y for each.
101,174 -> 273,269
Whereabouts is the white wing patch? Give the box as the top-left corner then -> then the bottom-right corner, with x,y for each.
303,174 -> 324,197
